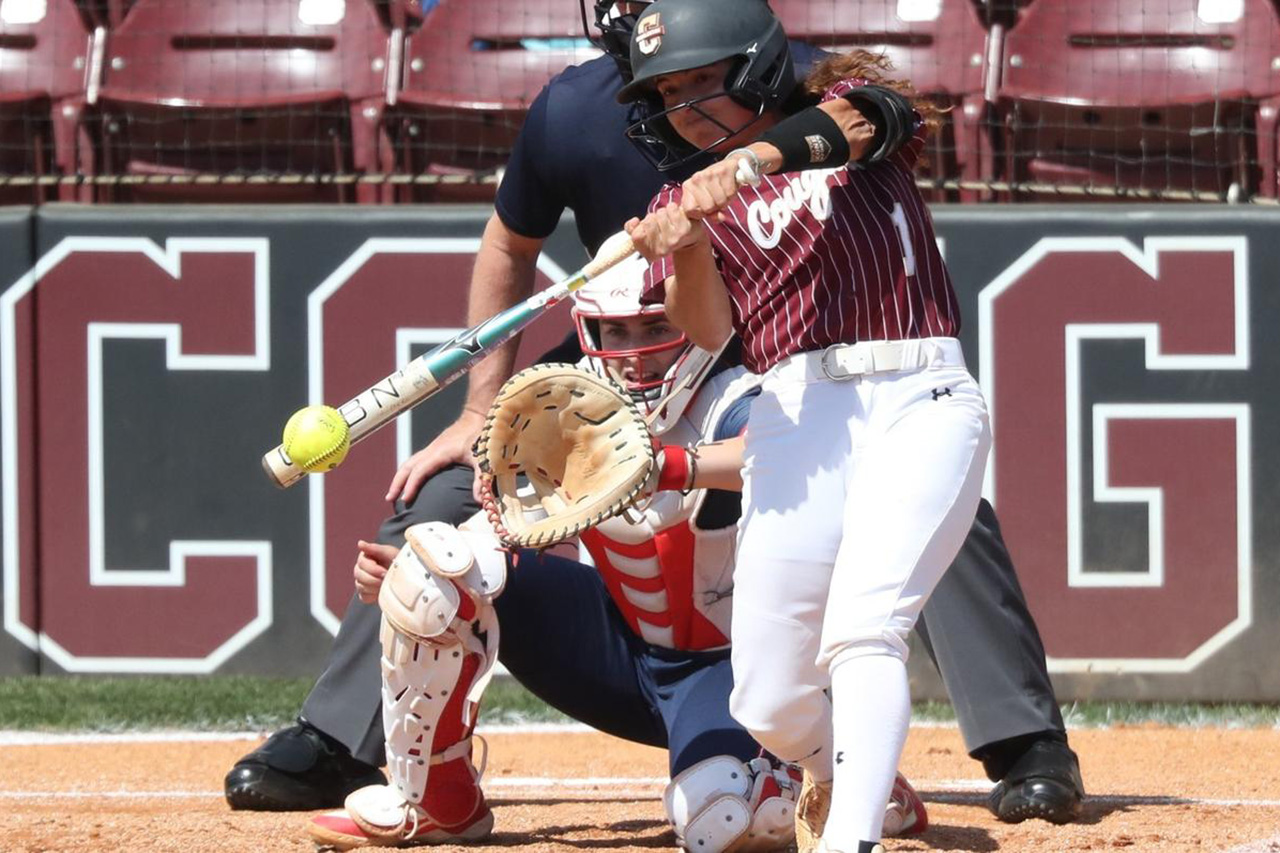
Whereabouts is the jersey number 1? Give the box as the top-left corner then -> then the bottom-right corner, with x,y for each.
891,202 -> 917,277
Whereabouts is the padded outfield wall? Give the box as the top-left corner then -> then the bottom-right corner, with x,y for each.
0,204 -> 1275,703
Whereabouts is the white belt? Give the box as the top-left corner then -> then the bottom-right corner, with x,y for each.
767,338 -> 966,383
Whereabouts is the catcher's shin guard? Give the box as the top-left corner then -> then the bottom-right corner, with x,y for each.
664,756 -> 802,852
309,523 -> 504,849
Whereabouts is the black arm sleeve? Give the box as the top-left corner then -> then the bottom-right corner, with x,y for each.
756,106 -> 851,172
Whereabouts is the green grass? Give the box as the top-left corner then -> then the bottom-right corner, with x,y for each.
0,676 -> 315,731
910,699 -> 1280,728
0,675 -> 571,731
481,677 -> 573,725
1058,701 -> 1280,729
0,676 -> 1276,732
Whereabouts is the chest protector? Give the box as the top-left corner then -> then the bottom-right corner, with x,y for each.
579,367 -> 758,651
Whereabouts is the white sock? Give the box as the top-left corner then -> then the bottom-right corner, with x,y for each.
820,653 -> 911,848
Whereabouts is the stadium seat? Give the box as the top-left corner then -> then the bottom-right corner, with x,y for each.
969,0 -> 1030,28
994,0 -> 1280,200
772,0 -> 998,201
389,0 -> 598,202
92,0 -> 402,203
0,0 -> 102,203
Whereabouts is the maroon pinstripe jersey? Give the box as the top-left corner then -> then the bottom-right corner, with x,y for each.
642,79 -> 960,375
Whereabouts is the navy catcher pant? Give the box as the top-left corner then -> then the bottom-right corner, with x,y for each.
497,549 -> 759,776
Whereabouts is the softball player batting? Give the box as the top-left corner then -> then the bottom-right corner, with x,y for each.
306,265 -> 928,851
228,2 -> 1081,834
621,2 -> 991,851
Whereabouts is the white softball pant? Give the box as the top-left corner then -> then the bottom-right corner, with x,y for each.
727,338 -> 991,845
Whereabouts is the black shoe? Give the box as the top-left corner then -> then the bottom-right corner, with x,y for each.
224,719 -> 385,811
987,738 -> 1085,825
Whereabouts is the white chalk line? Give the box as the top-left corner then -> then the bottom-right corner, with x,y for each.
3,780 -> 1280,810
925,789 -> 1280,808
0,778 -> 668,801
0,721 -> 963,747
0,724 -> 600,746
0,731 -> 261,746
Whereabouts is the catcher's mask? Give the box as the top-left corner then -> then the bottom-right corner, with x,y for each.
570,249 -> 717,435
615,0 -> 795,172
580,0 -> 652,81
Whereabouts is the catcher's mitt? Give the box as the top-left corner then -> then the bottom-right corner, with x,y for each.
473,363 -> 657,549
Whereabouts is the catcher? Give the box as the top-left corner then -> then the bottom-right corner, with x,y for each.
306,261 -> 928,851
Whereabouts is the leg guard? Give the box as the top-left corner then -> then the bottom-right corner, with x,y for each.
317,522 -> 506,848
664,756 -> 802,852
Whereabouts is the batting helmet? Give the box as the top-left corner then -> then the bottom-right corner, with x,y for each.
614,0 -> 794,170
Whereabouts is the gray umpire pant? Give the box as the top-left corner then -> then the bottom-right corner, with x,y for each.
302,465 -> 1063,768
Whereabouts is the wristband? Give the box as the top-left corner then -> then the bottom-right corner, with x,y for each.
757,106 -> 851,173
657,445 -> 695,492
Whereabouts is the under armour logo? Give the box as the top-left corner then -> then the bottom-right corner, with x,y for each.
932,387 -> 952,401
835,751 -> 844,764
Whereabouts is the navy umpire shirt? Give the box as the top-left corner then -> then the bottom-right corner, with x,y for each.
496,55 -> 662,256
495,46 -> 824,256
499,47 -> 823,365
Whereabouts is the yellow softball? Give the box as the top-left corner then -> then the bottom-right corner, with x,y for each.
282,405 -> 350,474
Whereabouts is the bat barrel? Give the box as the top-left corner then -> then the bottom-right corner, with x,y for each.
262,445 -> 303,489
260,230 -> 638,489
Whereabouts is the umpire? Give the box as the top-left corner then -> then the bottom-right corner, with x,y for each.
224,0 -> 1085,826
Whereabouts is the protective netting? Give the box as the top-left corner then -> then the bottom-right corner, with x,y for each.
1,0 -> 1278,204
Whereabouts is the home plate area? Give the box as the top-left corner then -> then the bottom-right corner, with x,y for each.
2,726 -> 1278,852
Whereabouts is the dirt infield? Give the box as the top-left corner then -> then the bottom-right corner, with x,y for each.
3,725 -> 1279,852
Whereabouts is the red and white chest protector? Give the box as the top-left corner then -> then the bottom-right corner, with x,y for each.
577,366 -> 759,652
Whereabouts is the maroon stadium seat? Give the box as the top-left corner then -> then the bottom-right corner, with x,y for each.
93,0 -> 401,202
995,0 -> 1280,200
0,0 -> 101,203
970,0 -> 1031,28
772,0 -> 998,201
390,0 -> 597,202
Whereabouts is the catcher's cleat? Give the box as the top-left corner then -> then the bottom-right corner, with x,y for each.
884,772 -> 929,836
224,719 -> 385,811
794,771 -> 831,853
307,799 -> 493,850
987,739 -> 1084,825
